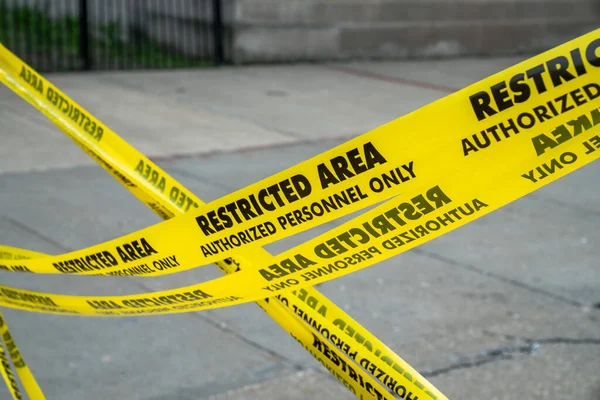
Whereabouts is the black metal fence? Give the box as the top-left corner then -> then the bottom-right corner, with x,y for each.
0,0 -> 226,72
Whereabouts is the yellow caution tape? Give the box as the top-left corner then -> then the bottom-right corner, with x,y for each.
1,29 -> 599,399
0,345 -> 21,400
0,311 -> 46,400
1,245 -> 441,399
251,295 -> 403,400
0,30 -> 597,280
0,30 -> 598,312
0,47 -> 446,399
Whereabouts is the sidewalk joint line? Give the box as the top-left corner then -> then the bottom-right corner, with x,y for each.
325,65 -> 458,93
412,248 -> 583,308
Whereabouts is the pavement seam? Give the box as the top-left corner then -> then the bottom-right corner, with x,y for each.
202,369 -> 336,400
421,336 -> 600,378
0,135 -> 355,178
193,311 -> 306,371
0,183 -> 330,375
168,167 -> 234,192
150,134 -> 353,163
411,248 -> 584,307
526,193 -> 600,219
0,214 -> 306,371
130,281 -> 306,372
324,65 -> 458,93
91,73 -> 308,140
3,177 -> 595,388
0,214 -> 314,388
1,216 -> 72,252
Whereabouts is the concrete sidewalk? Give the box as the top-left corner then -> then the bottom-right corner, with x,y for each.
0,58 -> 598,400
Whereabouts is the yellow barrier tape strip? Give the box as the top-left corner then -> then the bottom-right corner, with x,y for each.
1,29 -> 599,399
0,31 -> 600,306
0,341 -> 22,400
0,48 -> 444,399
252,296 -> 400,400
0,31 -> 597,310
279,290 -> 434,398
1,40 -> 397,276
0,111 -> 598,315
0,247 -> 436,399
0,252 -> 395,400
0,312 -> 45,400
0,30 -> 597,278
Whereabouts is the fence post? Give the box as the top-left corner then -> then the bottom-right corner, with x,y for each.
79,0 -> 91,70
212,0 -> 224,65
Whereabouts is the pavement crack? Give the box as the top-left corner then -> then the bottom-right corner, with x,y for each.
1,216 -> 72,252
324,65 -> 458,93
1,212 -> 310,375
412,248 -> 583,307
526,193 -> 600,219
422,354 -> 514,378
99,74 -> 307,140
151,134 -> 354,165
131,280 -> 305,372
482,331 -> 600,346
422,336 -> 600,378
192,312 -> 305,371
168,167 -> 234,192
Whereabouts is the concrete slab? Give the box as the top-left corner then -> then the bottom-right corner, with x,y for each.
1,56 -> 547,175
329,56 -> 526,92
0,308 -> 295,400
0,57 -> 598,399
420,161 -> 600,307
205,370 -> 353,400
0,76 -> 294,174
430,342 -> 600,400
96,65 -> 439,141
0,166 -> 297,400
1,137 -> 598,399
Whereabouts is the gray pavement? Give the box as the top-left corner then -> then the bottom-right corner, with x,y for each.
0,57 -> 598,400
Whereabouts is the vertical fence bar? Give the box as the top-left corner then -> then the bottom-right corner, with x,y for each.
116,0 -> 122,70
108,0 -> 114,69
134,0 -> 142,69
54,0 -> 63,71
24,0 -> 32,68
94,0 -> 101,69
108,0 -> 113,69
204,0 -> 211,61
150,0 -> 157,68
176,0 -> 184,66
179,0 -> 190,67
158,0 -> 166,68
43,0 -> 50,71
212,0 -> 223,65
15,0 -> 24,63
125,0 -> 132,69
167,0 -> 176,68
35,0 -> 45,71
1,0 -> 11,56
0,0 -> 227,72
118,0 -> 125,70
0,0 -> 6,52
101,0 -> 107,69
163,0 -> 176,68
188,0 -> 198,66
79,0 -> 90,70
199,0 -> 207,63
146,0 -> 153,68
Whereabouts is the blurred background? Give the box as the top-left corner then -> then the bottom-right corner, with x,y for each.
0,1 -> 599,400
1,0 -> 599,71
